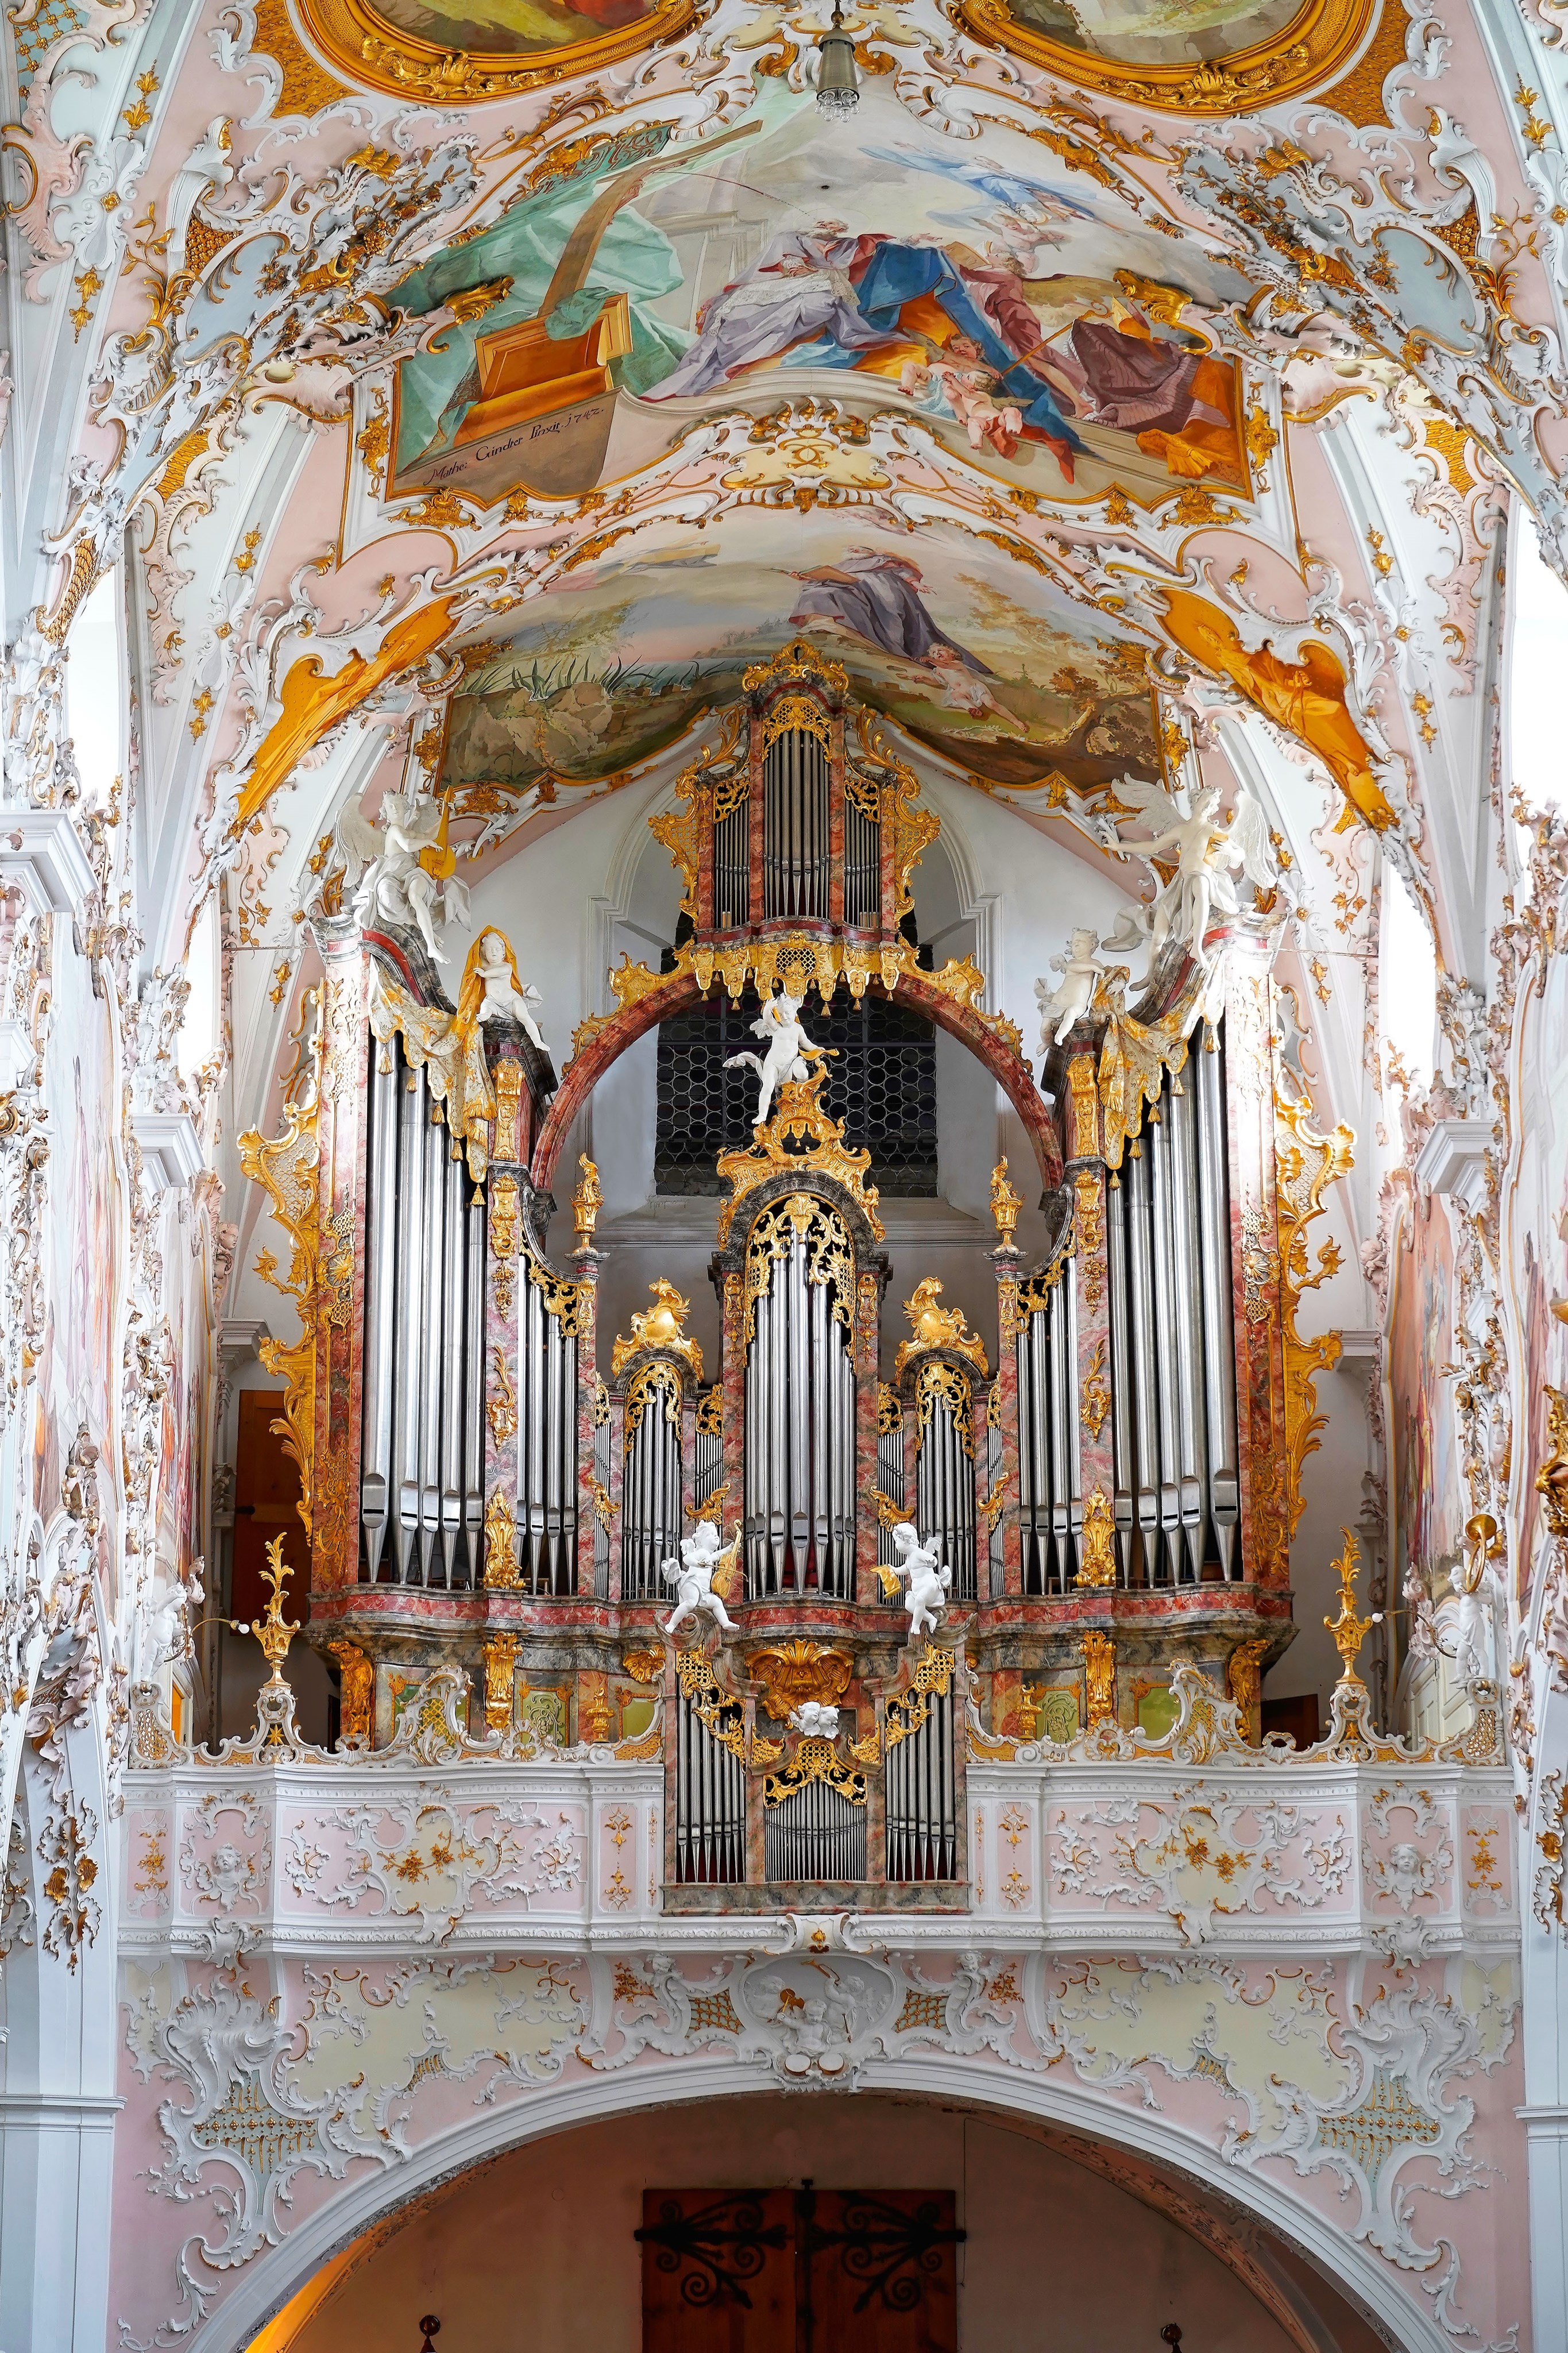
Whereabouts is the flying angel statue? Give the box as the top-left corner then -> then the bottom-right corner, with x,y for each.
1095,777 -> 1276,969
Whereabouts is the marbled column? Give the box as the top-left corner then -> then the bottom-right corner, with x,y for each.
721,1271 -> 747,1589
481,1166 -> 523,1593
570,1248 -> 601,1600
828,713 -> 846,927
1072,1166 -> 1116,1547
1224,947 -> 1289,1586
607,1390 -> 627,1606
992,1256 -> 1023,1598
853,1270 -> 883,1606
314,942 -> 369,1595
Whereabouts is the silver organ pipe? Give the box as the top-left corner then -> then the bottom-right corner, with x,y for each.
675,1696 -> 744,1883
358,1031 -> 486,1588
842,769 -> 881,927
516,1264 -> 579,1595
913,1368 -> 976,1601
620,1363 -> 683,1599
712,780 -> 750,931
694,1390 -> 723,1506
358,1038 -> 399,1581
885,1688 -> 955,1882
762,727 -> 830,920
1016,1264 -> 1080,1594
743,1199 -> 855,1599
1105,1016 -> 1242,1585
765,1784 -> 866,1883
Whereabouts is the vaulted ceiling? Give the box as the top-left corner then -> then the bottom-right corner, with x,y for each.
3,0 -> 1560,1151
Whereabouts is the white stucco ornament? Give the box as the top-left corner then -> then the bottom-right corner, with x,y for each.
473,928 -> 547,1051
1095,778 -> 1276,968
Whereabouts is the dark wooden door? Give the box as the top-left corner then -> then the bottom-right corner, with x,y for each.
639,2188 -> 961,2353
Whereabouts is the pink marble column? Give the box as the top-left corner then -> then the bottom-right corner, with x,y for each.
853,1269 -> 883,1606
1072,1165 -> 1116,1563
570,1247 -> 601,1599
991,1257 -> 1023,1598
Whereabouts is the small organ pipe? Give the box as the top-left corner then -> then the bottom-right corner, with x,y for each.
1167,1070 -> 1207,1579
360,1042 -> 397,1583
1197,1027 -> 1241,1576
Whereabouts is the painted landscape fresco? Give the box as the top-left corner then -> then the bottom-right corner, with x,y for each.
441,515 -> 1158,798
391,84 -> 1255,504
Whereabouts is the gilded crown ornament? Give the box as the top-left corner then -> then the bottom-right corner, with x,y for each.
894,1278 -> 987,1379
252,1535 -> 300,1688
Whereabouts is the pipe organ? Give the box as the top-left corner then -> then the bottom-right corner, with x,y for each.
272,638 -> 1337,1905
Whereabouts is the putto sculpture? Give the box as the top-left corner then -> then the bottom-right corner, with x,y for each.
1036,926 -> 1107,1048
662,1520 -> 740,1638
725,985 -> 827,1127
1093,778 -> 1276,969
885,1522 -> 953,1640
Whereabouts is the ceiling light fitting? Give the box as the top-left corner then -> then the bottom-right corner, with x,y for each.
816,0 -> 859,115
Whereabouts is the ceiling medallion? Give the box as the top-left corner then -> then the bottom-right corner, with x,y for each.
293,0 -> 693,102
957,0 -> 1378,113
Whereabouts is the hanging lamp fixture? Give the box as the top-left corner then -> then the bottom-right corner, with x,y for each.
816,0 -> 859,114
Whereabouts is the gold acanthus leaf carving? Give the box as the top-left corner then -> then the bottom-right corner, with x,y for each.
716,1068 -> 882,1247
238,990 -> 323,1541
748,1641 -> 854,1724
611,1277 -> 704,1383
894,1276 -> 987,1379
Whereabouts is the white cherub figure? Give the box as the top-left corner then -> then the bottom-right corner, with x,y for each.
887,1522 -> 953,1640
791,1701 -> 840,1737
473,929 -> 547,1051
1036,927 -> 1106,1050
1447,1554 -> 1502,1687
724,986 -> 822,1128
662,1519 -> 739,1638
339,788 -> 472,964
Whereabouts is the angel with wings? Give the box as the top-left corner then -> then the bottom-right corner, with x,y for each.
1096,778 -> 1276,968
335,788 -> 472,964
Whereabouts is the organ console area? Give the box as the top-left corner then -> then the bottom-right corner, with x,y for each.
256,639 -> 1334,1910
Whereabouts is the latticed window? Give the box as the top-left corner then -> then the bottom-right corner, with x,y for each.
654,983 -> 938,1196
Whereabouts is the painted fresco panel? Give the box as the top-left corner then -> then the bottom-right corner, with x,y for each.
1388,1187 -> 1463,1596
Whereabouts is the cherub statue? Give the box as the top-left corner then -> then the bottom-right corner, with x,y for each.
662,1519 -> 739,1638
135,1555 -> 206,1679
724,986 -> 826,1128
1447,1552 -> 1503,1688
1036,927 -> 1106,1050
470,928 -> 547,1051
886,1522 -> 953,1640
1095,778 -> 1276,969
791,1700 -> 840,1737
337,787 -> 472,963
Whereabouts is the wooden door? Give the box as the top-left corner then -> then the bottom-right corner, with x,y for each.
639,2188 -> 961,2353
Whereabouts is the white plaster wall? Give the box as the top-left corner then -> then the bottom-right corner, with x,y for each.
263,2092 -> 1339,2353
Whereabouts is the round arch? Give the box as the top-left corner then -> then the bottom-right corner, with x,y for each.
531,968 -> 1064,1206
197,2054 -> 1436,2353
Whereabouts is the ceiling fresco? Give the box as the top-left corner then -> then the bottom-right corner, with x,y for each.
441,512 -> 1159,801
387,84 -> 1259,505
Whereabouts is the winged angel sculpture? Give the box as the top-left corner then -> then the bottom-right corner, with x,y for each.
1094,779 -> 1277,972
335,788 -> 472,963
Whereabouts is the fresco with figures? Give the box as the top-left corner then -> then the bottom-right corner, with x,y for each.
1388,1182 -> 1465,1603
440,513 -> 1160,808
390,87 -> 1254,507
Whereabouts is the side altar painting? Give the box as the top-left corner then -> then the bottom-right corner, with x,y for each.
437,512 -> 1160,803
386,86 -> 1256,502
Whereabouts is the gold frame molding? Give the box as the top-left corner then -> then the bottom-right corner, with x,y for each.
957,0 -> 1378,113
294,0 -> 694,102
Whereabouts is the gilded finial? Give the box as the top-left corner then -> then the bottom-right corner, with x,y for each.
573,1152 -> 602,1247
1323,1526 -> 1381,1686
252,1534 -> 300,1688
990,1157 -> 1022,1251
1075,1486 -> 1117,1589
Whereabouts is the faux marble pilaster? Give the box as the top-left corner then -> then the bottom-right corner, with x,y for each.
991,1256 -> 1023,1598
853,1269 -> 883,1607
570,1247 -> 601,1600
